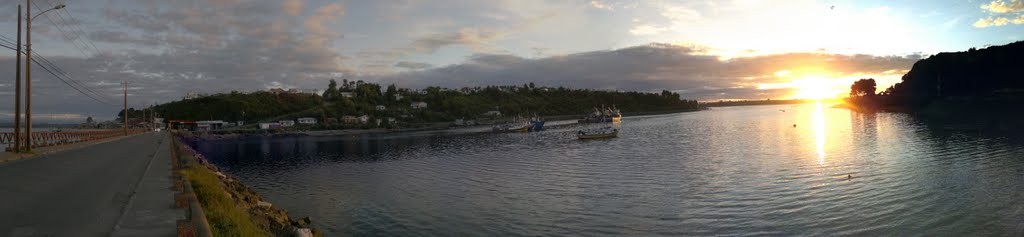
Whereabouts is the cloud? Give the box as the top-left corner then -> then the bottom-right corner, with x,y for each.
982,0 -> 1024,13
975,0 -> 1024,27
394,61 -> 433,70
590,1 -> 614,10
629,25 -> 669,36
283,0 -> 305,16
364,44 -> 920,100
411,28 -> 501,53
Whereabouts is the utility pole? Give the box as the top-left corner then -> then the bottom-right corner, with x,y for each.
24,0 -> 32,152
123,81 -> 128,136
23,0 -> 64,152
13,3 -> 22,152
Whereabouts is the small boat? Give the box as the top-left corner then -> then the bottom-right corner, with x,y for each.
493,116 -> 533,133
529,115 -> 545,132
577,127 -> 618,139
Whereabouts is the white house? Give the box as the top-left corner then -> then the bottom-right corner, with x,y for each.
410,101 -> 428,109
375,105 -> 386,111
340,92 -> 354,98
279,120 -> 296,127
394,94 -> 404,101
358,115 -> 370,124
297,117 -> 317,125
259,122 -> 281,129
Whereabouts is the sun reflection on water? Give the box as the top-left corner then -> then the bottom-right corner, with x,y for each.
814,102 -> 826,164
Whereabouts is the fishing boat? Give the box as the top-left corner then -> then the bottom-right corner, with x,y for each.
578,105 -> 622,123
493,116 -> 533,133
529,115 -> 545,132
577,127 -> 618,139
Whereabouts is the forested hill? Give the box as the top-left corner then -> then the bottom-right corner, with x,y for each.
135,82 -> 702,124
883,40 -> 1024,106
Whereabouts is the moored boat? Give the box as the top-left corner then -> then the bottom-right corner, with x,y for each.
493,116 -> 533,133
578,105 -> 622,123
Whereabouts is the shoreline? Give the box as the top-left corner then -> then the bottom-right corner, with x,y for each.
183,108 -> 705,140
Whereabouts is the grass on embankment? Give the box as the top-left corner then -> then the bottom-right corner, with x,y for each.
180,150 -> 272,237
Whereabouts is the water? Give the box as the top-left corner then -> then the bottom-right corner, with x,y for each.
191,103 -> 1024,236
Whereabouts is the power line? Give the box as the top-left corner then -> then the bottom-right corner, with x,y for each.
0,36 -> 115,106
30,0 -> 91,58
49,0 -> 102,56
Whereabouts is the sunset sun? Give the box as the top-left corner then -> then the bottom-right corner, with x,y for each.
791,77 -> 840,100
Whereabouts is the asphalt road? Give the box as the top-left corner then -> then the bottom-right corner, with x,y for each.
0,132 -> 178,237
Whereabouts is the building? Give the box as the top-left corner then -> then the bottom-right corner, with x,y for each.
196,120 -> 227,131
375,105 -> 386,111
394,94 -> 404,101
297,117 -> 317,125
340,92 -> 353,98
259,122 -> 281,130
410,101 -> 428,109
184,91 -> 200,100
341,116 -> 358,124
279,120 -> 296,127
358,115 -> 370,124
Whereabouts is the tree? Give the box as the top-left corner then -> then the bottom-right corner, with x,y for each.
850,78 -> 877,97
385,84 -> 398,102
324,79 -> 339,100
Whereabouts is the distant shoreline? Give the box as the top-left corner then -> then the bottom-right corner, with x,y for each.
182,108 -> 705,140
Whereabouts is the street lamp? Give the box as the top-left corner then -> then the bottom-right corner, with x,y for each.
22,1 -> 65,152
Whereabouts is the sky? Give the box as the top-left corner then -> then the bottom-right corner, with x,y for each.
0,0 -> 1021,122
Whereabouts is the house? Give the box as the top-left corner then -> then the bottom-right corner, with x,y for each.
375,105 -> 387,111
394,94 -> 404,101
358,115 -> 370,124
259,122 -> 281,130
410,101 -> 428,109
325,117 -> 338,124
297,117 -> 317,125
342,116 -> 358,124
483,110 -> 502,117
196,120 -> 227,131
340,92 -> 353,98
184,91 -> 200,100
279,120 -> 296,127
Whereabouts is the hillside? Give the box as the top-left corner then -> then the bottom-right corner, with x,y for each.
136,81 -> 703,127
882,40 -> 1024,106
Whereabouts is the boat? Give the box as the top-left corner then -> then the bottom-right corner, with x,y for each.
529,115 -> 545,132
577,127 -> 618,139
578,105 -> 622,123
493,116 -> 533,133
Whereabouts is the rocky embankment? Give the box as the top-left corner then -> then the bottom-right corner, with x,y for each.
179,138 -> 321,236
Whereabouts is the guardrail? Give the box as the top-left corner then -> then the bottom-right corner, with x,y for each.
1,129 -> 147,152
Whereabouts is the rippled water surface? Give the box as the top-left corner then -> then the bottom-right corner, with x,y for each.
193,104 -> 1024,236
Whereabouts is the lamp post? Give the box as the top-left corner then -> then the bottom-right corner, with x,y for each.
24,0 -> 65,152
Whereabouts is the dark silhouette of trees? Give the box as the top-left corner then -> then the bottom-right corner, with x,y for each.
850,78 -> 877,97
884,40 -> 1024,106
323,79 -> 339,100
